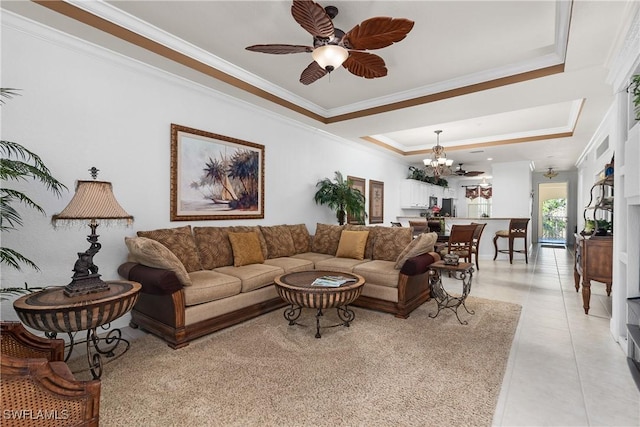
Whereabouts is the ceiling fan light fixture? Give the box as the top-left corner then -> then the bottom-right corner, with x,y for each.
312,45 -> 349,72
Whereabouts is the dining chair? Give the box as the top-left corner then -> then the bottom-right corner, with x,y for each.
470,222 -> 487,270
492,218 -> 530,264
409,220 -> 428,238
439,224 -> 476,263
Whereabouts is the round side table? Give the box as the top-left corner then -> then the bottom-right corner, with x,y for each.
274,271 -> 365,338
13,280 -> 141,378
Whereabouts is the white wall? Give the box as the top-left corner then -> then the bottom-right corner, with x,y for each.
491,161 -> 534,218
0,16 -> 410,314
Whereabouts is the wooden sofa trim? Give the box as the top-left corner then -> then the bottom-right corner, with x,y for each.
120,249 -> 439,348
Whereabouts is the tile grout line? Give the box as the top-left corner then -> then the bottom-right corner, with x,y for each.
554,247 -> 592,425
493,244 -> 541,426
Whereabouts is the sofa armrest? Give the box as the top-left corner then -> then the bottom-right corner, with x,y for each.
400,251 -> 441,276
118,262 -> 183,295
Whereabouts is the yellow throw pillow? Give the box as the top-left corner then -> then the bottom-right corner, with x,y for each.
228,232 -> 265,267
335,230 -> 370,260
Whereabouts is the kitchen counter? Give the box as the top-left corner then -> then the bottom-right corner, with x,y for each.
397,217 -> 520,261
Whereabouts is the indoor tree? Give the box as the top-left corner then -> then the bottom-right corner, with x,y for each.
0,88 -> 66,295
314,171 -> 366,225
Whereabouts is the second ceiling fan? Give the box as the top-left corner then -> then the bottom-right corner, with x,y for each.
455,164 -> 485,177
246,0 -> 414,85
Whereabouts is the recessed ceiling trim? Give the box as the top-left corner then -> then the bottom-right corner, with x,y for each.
34,0 -> 567,126
32,0 -> 327,123
63,0 -> 329,117
327,63 -> 565,123
364,131 -> 575,158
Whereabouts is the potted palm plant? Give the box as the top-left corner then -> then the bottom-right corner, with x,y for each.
314,171 -> 366,225
1,88 -> 66,298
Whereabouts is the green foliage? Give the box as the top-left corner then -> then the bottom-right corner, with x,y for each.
542,198 -> 567,239
0,282 -> 43,301
196,148 -> 260,210
407,166 -> 448,187
1,88 -> 67,272
314,171 -> 366,225
631,74 -> 640,121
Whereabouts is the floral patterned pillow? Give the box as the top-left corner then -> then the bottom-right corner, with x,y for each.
193,227 -> 234,269
311,223 -> 344,255
287,224 -> 311,254
137,225 -> 202,272
260,225 -> 296,258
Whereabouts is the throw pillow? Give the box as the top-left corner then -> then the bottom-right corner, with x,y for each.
125,236 -> 192,286
335,230 -> 370,260
259,225 -> 296,258
394,232 -> 438,269
287,224 -> 311,253
137,225 -> 202,272
228,226 -> 268,258
311,223 -> 344,255
344,224 -> 373,258
227,232 -> 265,267
370,226 -> 413,261
193,227 -> 233,269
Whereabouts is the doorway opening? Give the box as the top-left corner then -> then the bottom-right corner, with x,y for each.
538,181 -> 568,246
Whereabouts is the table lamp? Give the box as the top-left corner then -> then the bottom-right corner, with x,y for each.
52,167 -> 133,297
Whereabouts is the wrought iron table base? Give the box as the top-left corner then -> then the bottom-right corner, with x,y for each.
46,323 -> 131,379
429,265 -> 475,325
283,304 -> 356,338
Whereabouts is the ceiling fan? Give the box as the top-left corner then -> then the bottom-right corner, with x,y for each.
246,0 -> 414,85
455,164 -> 484,177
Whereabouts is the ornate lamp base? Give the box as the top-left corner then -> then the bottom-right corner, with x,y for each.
64,275 -> 110,297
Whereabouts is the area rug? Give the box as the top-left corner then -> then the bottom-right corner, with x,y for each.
72,296 -> 521,427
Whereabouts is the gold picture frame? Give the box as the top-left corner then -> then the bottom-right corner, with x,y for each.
369,180 -> 384,224
170,124 -> 264,221
347,176 -> 366,224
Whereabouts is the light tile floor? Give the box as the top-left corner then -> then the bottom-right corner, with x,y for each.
472,244 -> 640,426
116,244 -> 640,426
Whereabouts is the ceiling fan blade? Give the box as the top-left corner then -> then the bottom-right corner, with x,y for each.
465,171 -> 485,177
342,51 -> 387,79
344,17 -> 414,50
246,44 -> 313,54
291,0 -> 334,39
300,61 -> 328,85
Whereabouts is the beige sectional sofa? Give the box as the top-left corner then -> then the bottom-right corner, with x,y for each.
118,223 -> 439,348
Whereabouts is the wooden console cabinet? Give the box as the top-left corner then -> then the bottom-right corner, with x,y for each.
574,234 -> 612,314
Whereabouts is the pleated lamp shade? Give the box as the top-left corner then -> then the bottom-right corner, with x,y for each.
52,180 -> 133,226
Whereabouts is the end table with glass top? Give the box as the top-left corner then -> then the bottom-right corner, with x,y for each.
13,280 -> 141,379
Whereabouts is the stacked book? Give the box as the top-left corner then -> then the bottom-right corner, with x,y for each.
311,275 -> 357,287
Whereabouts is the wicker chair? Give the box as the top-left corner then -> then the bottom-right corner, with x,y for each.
1,322 -> 101,427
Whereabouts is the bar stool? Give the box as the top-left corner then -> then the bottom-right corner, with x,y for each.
493,218 -> 530,264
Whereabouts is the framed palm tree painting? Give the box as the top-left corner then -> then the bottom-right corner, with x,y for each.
170,124 -> 264,220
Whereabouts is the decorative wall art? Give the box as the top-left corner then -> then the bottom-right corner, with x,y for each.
347,176 -> 366,224
170,124 -> 264,221
369,180 -> 384,224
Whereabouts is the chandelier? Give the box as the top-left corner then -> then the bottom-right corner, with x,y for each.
423,130 -> 454,178
543,167 -> 559,179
